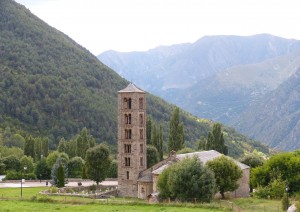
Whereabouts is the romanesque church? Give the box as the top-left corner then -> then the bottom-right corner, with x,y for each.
117,83 -> 250,199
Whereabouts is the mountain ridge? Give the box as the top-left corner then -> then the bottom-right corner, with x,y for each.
98,33 -> 300,150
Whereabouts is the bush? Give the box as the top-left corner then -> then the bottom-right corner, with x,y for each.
254,179 -> 285,199
253,185 -> 270,199
49,187 -> 58,193
24,172 -> 37,180
157,156 -> 216,202
37,196 -> 55,203
3,170 -> 21,180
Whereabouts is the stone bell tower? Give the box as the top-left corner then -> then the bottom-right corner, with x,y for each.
117,83 -> 147,197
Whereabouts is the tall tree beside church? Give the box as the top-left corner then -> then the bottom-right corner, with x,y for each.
158,125 -> 163,160
24,135 -> 35,159
151,124 -> 158,148
168,107 -> 184,152
146,117 -> 152,144
206,123 -> 228,155
76,127 -> 95,159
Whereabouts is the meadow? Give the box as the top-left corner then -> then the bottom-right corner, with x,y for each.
0,187 -> 283,212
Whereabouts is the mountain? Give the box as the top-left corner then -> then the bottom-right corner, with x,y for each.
173,50 -> 300,123
98,34 -> 300,93
98,34 -> 300,150
0,0 -> 268,157
233,67 -> 300,150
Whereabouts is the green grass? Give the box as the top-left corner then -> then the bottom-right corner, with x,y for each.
0,187 -> 228,211
0,200 -> 228,212
232,197 -> 282,212
0,187 -> 47,199
0,187 -> 285,212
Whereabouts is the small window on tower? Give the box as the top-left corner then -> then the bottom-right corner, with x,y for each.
125,129 -> 132,139
124,144 -> 131,153
140,129 -> 144,139
128,98 -> 132,109
125,114 -> 132,124
140,144 -> 143,153
139,114 -> 143,125
128,114 -> 131,124
125,157 -> 131,166
140,157 -> 143,166
126,171 -> 129,179
124,98 -> 128,109
139,98 -> 143,109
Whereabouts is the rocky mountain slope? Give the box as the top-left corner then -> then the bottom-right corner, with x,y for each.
233,67 -> 300,150
98,34 -> 300,150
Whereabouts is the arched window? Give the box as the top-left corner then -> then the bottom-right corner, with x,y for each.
140,144 -> 143,153
140,129 -> 144,139
139,98 -> 143,109
124,144 -> 131,153
124,98 -> 128,109
139,114 -> 143,125
125,157 -> 131,166
125,114 -> 132,124
128,98 -> 132,109
140,157 -> 143,166
125,129 -> 132,139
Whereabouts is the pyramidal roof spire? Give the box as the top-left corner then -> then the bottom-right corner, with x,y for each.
118,83 -> 145,93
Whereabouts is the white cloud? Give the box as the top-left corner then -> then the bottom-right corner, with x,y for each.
16,0 -> 300,55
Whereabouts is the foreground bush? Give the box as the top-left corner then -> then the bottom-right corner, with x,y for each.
157,156 -> 216,202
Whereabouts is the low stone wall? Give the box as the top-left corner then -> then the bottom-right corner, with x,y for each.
40,185 -> 118,199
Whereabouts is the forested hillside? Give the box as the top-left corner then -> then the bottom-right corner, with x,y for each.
0,0 -> 268,157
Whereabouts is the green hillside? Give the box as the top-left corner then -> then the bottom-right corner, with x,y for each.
0,0 -> 268,157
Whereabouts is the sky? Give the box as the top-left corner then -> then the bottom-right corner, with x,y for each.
15,0 -> 300,55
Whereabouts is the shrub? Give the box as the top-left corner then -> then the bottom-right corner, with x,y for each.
38,196 -> 55,203
3,170 -> 21,180
49,187 -> 58,193
157,156 -> 216,202
253,185 -> 270,199
89,184 -> 97,192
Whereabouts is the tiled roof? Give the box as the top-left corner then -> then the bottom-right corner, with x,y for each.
118,83 -> 145,93
137,173 -> 152,182
151,150 -> 249,175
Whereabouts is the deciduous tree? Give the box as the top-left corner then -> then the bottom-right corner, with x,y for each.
85,144 -> 111,185
157,156 -> 216,202
206,155 -> 242,199
147,145 -> 159,168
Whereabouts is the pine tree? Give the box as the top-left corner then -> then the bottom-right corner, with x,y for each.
168,107 -> 184,152
158,125 -> 164,160
24,135 -> 35,159
146,117 -> 152,144
58,138 -> 66,152
206,123 -> 228,155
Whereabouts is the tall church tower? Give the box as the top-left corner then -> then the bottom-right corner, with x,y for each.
117,83 -> 147,197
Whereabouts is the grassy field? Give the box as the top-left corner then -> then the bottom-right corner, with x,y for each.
0,187 -> 228,211
0,187 -> 284,212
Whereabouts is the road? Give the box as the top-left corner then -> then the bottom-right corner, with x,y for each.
0,180 -> 118,188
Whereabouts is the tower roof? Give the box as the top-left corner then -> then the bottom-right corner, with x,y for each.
118,83 -> 145,93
